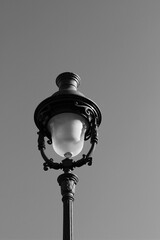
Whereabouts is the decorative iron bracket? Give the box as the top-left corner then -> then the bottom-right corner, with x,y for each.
37,118 -> 98,173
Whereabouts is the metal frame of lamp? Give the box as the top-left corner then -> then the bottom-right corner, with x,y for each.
34,72 -> 102,173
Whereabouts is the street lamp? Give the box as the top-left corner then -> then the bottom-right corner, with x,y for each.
34,72 -> 102,240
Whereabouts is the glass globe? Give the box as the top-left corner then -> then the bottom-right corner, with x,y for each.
47,113 -> 88,158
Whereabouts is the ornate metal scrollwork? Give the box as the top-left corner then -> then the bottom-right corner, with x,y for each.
37,117 -> 99,173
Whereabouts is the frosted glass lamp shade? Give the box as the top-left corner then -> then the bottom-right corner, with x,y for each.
48,113 -> 88,158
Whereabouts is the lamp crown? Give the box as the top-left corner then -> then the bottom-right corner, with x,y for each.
56,72 -> 81,91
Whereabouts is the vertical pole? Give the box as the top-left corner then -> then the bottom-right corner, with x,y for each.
57,173 -> 79,240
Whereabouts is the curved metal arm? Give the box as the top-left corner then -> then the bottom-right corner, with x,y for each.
37,118 -> 98,172
86,118 -> 98,158
73,118 -> 99,168
37,132 -> 62,171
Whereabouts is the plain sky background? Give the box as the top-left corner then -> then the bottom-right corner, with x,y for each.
1,0 -> 160,240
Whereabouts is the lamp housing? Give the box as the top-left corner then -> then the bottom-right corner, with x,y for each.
34,72 -> 101,170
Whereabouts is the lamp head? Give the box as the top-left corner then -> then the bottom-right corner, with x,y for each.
34,72 -> 101,158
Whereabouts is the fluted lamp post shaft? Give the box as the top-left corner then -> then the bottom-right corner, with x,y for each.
58,173 -> 79,240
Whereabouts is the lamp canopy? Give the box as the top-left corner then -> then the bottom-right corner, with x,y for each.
34,72 -> 102,143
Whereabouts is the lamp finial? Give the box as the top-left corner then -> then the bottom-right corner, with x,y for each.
56,72 -> 81,91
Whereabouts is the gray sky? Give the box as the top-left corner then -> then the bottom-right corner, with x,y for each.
1,0 -> 160,239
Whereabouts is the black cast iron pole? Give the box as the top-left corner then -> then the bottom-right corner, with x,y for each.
57,173 -> 79,240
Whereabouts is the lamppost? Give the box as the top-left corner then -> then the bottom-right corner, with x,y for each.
34,72 -> 102,240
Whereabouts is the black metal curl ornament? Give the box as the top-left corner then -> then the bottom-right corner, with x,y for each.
34,72 -> 102,173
